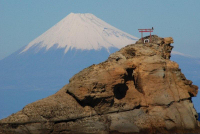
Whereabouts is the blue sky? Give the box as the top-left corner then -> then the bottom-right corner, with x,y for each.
0,0 -> 200,60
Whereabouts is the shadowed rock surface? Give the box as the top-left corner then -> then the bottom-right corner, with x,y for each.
0,35 -> 199,134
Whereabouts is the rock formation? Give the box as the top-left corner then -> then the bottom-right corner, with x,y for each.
0,35 -> 199,134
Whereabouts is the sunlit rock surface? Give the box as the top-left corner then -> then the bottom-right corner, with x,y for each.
0,35 -> 199,134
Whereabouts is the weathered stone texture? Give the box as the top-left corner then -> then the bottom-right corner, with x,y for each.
0,35 -> 199,134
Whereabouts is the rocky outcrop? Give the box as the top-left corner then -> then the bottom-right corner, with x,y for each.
0,35 -> 199,134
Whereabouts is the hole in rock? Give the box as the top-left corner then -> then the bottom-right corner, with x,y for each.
113,84 -> 128,100
126,68 -> 134,81
126,68 -> 144,94
82,96 -> 103,108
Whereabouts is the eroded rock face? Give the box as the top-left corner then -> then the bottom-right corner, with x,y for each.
0,35 -> 199,134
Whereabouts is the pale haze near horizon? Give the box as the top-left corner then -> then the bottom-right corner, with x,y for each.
0,0 -> 200,60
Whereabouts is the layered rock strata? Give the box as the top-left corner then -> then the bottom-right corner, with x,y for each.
0,35 -> 199,134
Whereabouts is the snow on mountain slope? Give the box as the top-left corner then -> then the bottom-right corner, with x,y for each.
20,13 -> 138,54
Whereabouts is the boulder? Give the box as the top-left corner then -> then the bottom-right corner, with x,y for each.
0,35 -> 199,134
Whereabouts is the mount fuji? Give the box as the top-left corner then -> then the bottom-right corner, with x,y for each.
0,13 -> 138,119
20,13 -> 138,54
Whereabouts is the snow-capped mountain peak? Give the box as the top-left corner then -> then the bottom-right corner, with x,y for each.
20,13 -> 138,54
